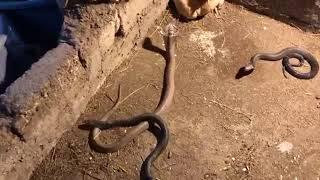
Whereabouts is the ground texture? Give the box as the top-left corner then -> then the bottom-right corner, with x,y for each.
31,2 -> 320,180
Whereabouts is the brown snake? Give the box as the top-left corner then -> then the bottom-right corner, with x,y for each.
83,23 -> 177,179
89,23 -> 176,152
243,47 -> 319,79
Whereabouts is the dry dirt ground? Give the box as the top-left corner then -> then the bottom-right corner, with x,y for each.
31,2 -> 320,180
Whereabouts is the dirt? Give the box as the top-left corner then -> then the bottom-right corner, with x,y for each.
31,2 -> 320,180
229,0 -> 320,32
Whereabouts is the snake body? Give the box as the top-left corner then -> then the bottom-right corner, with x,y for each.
85,113 -> 169,180
86,24 -> 177,179
244,47 -> 319,79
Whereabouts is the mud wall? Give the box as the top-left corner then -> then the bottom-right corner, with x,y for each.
0,1 -> 169,180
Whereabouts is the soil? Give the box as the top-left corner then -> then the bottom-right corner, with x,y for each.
31,2 -> 320,180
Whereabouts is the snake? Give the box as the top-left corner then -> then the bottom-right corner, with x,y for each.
84,23 -> 177,179
83,113 -> 169,180
243,47 -> 319,79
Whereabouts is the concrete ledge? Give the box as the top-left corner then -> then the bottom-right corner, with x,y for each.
228,0 -> 320,32
0,1 -> 168,179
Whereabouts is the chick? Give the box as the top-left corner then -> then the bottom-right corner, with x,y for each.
173,0 -> 224,19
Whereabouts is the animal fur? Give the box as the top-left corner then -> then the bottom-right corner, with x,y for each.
173,0 -> 224,19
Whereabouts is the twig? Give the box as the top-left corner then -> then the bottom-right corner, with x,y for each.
117,51 -> 138,74
82,170 -> 103,180
118,165 -> 128,174
289,23 -> 303,32
150,11 -> 169,37
153,163 -> 160,171
210,99 -> 254,122
159,163 -> 176,170
117,66 -> 130,74
101,84 -> 146,121
50,147 -> 56,162
138,151 -> 144,163
100,84 -> 122,121
309,33 -> 320,36
105,93 -> 115,103
175,58 -> 181,70
180,92 -> 193,105
148,83 -> 160,90
242,32 -> 251,40
119,85 -> 146,105
220,34 -> 226,48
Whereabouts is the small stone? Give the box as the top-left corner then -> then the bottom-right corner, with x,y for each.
168,151 -> 172,159
203,173 -> 217,179
41,91 -> 48,98
316,95 -> 320,100
89,157 -> 93,160
242,168 -> 247,171
231,157 -> 235,161
222,167 -> 229,171
277,141 -> 293,153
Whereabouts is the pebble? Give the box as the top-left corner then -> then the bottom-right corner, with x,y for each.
277,141 -> 293,153
242,168 -> 247,172
222,167 -> 229,171
316,95 -> 320,100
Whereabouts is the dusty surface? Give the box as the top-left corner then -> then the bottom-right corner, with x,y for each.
0,0 -> 168,179
31,2 -> 320,180
229,0 -> 320,31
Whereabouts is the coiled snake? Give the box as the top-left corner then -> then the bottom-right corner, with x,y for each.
243,47 -> 319,79
82,23 -> 177,180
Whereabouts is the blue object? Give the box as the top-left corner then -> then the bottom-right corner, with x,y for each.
0,0 -> 52,10
0,0 -> 65,92
2,0 -> 64,49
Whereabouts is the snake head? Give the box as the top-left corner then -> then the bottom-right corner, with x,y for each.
78,119 -> 106,130
244,64 -> 255,71
235,65 -> 255,79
